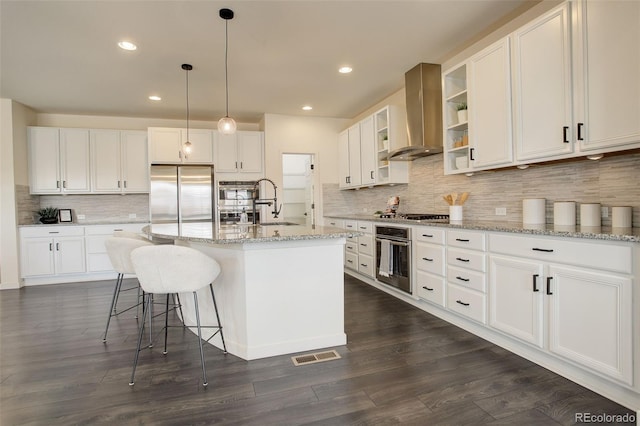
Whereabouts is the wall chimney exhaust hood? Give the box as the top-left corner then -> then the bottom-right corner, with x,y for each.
388,63 -> 443,161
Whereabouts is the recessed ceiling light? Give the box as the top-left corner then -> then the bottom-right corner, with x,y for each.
148,95 -> 161,101
302,105 -> 313,111
338,66 -> 353,74
118,41 -> 137,51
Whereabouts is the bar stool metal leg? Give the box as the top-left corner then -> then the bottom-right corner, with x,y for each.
163,294 -> 170,355
209,284 -> 227,353
193,291 -> 208,387
102,273 -> 123,342
129,292 -> 151,386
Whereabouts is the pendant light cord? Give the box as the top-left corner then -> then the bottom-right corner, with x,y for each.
224,17 -> 229,118
185,67 -> 190,141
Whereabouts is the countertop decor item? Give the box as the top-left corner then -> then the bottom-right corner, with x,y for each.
554,201 -> 576,226
580,203 -> 601,227
443,192 -> 469,222
612,206 -> 632,228
36,206 -> 59,224
523,198 -> 546,224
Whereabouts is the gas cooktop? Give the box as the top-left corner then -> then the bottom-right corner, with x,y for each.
379,213 -> 450,221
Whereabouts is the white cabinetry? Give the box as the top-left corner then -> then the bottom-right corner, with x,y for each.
359,116 -> 376,186
343,220 -> 358,270
489,233 -> 633,385
573,0 -> 640,152
443,65 -> 470,173
338,125 -> 361,189
414,226 -> 446,307
28,127 -> 91,194
374,106 -> 408,185
356,221 -> 375,278
90,130 -> 149,193
85,223 -> 147,272
20,226 -> 86,277
148,127 -> 213,164
512,3 -> 574,161
446,229 -> 487,324
214,131 -> 264,176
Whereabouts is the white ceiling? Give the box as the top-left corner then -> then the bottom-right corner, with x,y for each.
1,0 -> 531,123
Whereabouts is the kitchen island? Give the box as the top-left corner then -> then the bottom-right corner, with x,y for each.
144,222 -> 359,360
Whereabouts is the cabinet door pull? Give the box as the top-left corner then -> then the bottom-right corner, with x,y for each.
240,162 -> 243,169
563,126 -> 569,143
470,148 -> 475,161
114,228 -> 124,231
456,300 -> 470,307
546,277 -> 553,295
455,257 -> 470,262
63,181 -> 67,189
56,243 -> 60,251
577,122 -> 584,141
117,180 -> 121,188
455,238 -> 470,242
360,263 -> 367,267
359,226 -> 367,230
456,276 -> 470,282
360,243 -> 367,247
422,286 -> 434,291
48,231 -> 59,234
347,259 -> 353,264
124,181 -> 127,189
370,171 -> 374,180
49,243 -> 53,251
422,234 -> 433,238
532,247 -> 554,253
422,257 -> 433,262
56,181 -> 60,189
532,274 -> 539,292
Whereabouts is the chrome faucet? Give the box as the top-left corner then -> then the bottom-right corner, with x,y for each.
252,178 -> 282,224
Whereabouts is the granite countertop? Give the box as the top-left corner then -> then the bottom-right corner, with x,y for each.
325,214 -> 640,243
144,222 -> 361,245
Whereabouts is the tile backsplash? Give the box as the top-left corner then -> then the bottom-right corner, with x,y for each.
16,185 -> 149,225
323,152 -> 640,227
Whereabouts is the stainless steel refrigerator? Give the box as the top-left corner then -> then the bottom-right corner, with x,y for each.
150,165 -> 214,224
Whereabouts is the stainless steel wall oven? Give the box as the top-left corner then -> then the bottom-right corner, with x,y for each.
217,181 -> 260,225
375,225 -> 411,293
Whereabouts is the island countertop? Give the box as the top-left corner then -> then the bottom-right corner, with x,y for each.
144,221 -> 360,244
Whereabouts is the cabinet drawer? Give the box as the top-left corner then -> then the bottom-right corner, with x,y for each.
447,265 -> 486,293
448,230 -> 486,251
356,221 -> 373,234
344,220 -> 357,231
414,227 -> 445,245
447,248 -> 486,272
21,226 -> 85,238
345,241 -> 358,253
416,271 -> 445,307
490,233 -> 632,274
447,284 -> 486,324
345,252 -> 358,270
358,234 -> 374,256
358,254 -> 375,278
415,243 -> 445,276
325,218 -> 344,228
347,234 -> 358,244
84,223 -> 147,236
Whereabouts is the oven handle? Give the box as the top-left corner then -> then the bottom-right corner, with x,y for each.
375,238 -> 410,247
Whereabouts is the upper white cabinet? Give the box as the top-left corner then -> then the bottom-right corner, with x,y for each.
214,130 -> 264,175
28,127 -> 91,194
443,65 -> 470,173
513,2 -> 574,161
468,37 -> 513,169
91,130 -> 149,193
339,105 -> 408,189
573,0 -> 640,152
148,127 -> 213,164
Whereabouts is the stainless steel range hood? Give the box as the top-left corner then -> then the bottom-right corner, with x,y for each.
388,63 -> 443,161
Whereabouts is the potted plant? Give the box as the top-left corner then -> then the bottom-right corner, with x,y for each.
36,206 -> 59,224
456,102 -> 468,123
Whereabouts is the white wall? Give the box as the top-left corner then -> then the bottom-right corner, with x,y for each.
1,99 -> 37,289
263,114 -> 349,222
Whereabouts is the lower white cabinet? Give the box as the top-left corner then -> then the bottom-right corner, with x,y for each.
20,226 -> 86,277
20,223 -> 148,284
414,226 -> 446,307
489,233 -> 633,385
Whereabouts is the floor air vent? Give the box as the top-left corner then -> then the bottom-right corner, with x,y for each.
291,350 -> 341,366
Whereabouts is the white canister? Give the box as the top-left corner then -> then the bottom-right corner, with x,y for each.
612,206 -> 632,228
523,198 -> 546,224
580,203 -> 601,227
554,201 -> 576,226
449,205 -> 463,222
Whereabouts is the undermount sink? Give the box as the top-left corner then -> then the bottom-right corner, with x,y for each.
259,221 -> 299,226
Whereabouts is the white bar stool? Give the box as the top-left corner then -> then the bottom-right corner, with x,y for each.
128,245 -> 226,387
102,235 -> 154,342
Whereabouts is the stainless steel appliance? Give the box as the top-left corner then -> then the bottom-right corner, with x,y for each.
375,225 -> 411,293
216,180 -> 260,225
380,213 -> 450,222
150,165 -> 214,224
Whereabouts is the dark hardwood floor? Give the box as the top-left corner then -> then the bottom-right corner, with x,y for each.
1,274 -> 634,425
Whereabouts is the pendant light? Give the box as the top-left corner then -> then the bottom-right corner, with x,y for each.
182,63 -> 193,155
217,8 -> 237,135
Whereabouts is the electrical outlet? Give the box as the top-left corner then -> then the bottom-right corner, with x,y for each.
495,207 -> 507,216
128,213 -> 137,219
601,206 -> 608,218
77,214 -> 85,220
